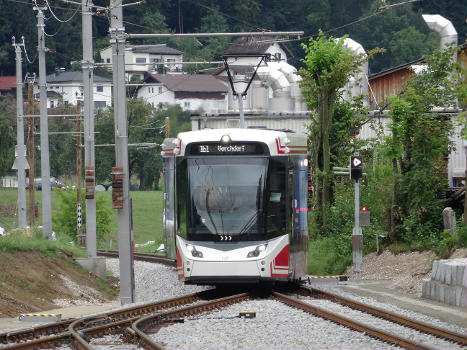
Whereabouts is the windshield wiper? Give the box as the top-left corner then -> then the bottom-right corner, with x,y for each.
239,211 -> 258,235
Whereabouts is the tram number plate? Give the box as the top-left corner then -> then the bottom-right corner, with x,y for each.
218,235 -> 233,241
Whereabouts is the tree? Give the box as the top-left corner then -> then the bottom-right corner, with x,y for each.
298,32 -> 371,230
0,96 -> 16,178
383,47 -> 457,242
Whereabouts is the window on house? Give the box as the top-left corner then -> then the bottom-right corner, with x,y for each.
94,101 -> 106,109
136,57 -> 146,63
106,58 -> 111,63
158,87 -> 163,94
96,85 -> 103,92
64,101 -> 68,106
184,101 -> 190,108
50,100 -> 54,108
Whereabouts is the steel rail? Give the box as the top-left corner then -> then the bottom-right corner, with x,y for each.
132,292 -> 251,350
0,292 -> 201,349
300,286 -> 467,345
69,292 -> 250,350
274,292 -> 442,350
0,318 -> 73,345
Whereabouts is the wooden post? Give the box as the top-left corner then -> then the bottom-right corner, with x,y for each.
27,80 -> 36,227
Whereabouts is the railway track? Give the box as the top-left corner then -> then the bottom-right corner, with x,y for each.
96,250 -> 176,267
0,290 -> 208,349
1,278 -> 464,349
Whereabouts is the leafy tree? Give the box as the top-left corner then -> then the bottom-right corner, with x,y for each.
383,47 -> 458,242
198,5 -> 230,60
298,32 -> 373,231
0,96 -> 15,177
94,109 -> 115,184
127,98 -> 166,190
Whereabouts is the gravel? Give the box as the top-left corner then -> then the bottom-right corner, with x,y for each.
105,259 -> 209,302
154,299 -> 405,350
311,283 -> 467,336
105,259 -> 466,350
302,297 -> 465,350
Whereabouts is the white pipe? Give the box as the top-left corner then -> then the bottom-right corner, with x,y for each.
257,65 -> 290,91
422,14 -> 457,51
343,38 -> 368,100
269,61 -> 302,84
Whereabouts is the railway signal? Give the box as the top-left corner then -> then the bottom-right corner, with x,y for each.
350,155 -> 363,181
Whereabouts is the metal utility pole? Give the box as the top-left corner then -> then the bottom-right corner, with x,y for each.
82,0 -> 97,257
76,101 -> 84,246
27,77 -> 36,227
34,6 -> 53,237
110,0 -> 135,305
12,37 -> 27,229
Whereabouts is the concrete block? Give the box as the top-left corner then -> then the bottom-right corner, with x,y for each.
422,279 -> 429,298
75,257 -> 107,279
455,287 -> 463,307
444,285 -> 455,305
434,260 -> 442,281
443,263 -> 452,285
431,260 -> 439,280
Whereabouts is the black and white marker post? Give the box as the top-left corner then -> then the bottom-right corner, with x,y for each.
350,154 -> 363,281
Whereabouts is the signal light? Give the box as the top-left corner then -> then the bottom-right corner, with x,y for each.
350,155 -> 363,181
361,206 -> 367,212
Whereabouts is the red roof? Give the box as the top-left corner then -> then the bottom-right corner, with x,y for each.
0,76 -> 17,91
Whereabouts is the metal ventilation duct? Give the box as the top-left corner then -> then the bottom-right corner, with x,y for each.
422,14 -> 458,51
343,38 -> 368,102
422,14 -> 458,66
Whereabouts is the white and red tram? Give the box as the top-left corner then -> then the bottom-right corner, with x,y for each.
161,128 -> 308,285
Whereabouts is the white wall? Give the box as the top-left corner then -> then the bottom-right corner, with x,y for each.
137,84 -> 175,108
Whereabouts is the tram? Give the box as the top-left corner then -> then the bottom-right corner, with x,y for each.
161,128 -> 308,285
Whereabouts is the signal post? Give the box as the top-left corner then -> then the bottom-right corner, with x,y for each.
350,155 -> 363,281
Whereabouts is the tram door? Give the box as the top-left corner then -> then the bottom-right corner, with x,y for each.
291,156 -> 309,279
163,155 -> 176,260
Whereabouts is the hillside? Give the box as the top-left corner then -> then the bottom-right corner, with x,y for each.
0,251 -> 117,317
0,0 -> 465,78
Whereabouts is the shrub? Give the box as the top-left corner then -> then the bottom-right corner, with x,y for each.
53,190 -> 111,244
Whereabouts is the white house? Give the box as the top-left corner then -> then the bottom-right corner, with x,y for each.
100,44 -> 184,82
136,73 -> 228,114
35,70 -> 112,109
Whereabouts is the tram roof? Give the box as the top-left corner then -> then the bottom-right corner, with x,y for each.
170,128 -> 308,156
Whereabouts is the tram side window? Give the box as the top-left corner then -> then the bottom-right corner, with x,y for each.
176,159 -> 187,239
267,159 -> 287,236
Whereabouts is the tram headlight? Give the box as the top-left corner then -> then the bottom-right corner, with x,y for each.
220,134 -> 231,144
247,244 -> 268,258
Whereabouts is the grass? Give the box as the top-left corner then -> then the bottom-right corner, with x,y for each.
0,188 -> 165,253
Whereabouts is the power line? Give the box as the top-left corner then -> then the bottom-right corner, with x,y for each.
44,0 -> 80,23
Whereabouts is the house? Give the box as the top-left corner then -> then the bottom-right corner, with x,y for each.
0,76 -> 17,95
100,44 -> 184,82
34,70 -> 112,109
136,73 -> 228,114
361,44 -> 467,188
191,37 -> 308,129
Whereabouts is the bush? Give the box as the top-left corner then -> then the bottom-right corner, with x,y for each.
53,190 -> 112,244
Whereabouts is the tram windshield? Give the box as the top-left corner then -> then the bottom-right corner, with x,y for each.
185,157 -> 269,239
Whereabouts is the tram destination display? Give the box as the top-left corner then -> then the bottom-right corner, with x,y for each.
188,142 -> 266,155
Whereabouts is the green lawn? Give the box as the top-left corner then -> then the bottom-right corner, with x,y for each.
0,188 -> 164,251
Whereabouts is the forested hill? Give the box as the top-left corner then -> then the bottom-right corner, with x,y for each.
0,0 -> 466,76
